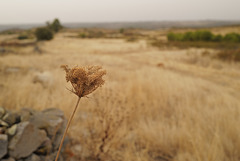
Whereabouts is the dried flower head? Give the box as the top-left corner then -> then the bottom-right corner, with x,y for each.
61,65 -> 106,97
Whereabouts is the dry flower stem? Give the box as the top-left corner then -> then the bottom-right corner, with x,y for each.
55,65 -> 106,161
55,97 -> 81,161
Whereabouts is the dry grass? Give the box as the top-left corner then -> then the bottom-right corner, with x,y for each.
0,30 -> 240,161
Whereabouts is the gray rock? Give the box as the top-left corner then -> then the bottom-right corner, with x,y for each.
0,47 -> 6,54
24,154 -> 41,161
1,157 -> 15,161
19,110 -> 32,122
43,151 -> 63,161
29,112 -> 64,137
2,112 -> 19,126
7,124 -> 17,136
0,134 -> 8,159
42,108 -> 64,118
0,107 -> 5,118
35,137 -> 52,155
0,127 -> 5,134
0,120 -> 9,127
8,122 -> 47,159
19,108 -> 36,122
53,119 -> 67,150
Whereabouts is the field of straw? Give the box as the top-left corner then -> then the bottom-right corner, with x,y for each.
0,28 -> 240,161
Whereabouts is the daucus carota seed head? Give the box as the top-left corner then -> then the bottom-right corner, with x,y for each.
61,65 -> 106,97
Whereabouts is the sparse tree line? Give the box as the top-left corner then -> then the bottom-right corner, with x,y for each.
167,30 -> 240,42
35,18 -> 63,41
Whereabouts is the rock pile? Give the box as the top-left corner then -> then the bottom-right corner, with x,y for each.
0,107 -> 67,161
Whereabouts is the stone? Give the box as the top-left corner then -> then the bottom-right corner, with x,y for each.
43,151 -> 64,161
19,110 -> 31,122
0,120 -> 9,127
1,157 -> 15,161
7,124 -> 17,136
8,122 -> 47,159
29,112 -> 64,137
0,127 -> 5,134
2,112 -> 19,126
24,154 -> 41,161
35,137 -> 52,155
0,47 -> 6,54
0,134 -> 8,159
53,120 -> 67,150
42,108 -> 64,118
0,107 -> 6,118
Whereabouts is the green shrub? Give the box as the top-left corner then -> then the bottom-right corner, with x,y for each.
167,30 -> 240,43
182,32 -> 193,41
79,33 -> 87,38
198,30 -> 213,41
167,32 -> 184,41
35,27 -> 53,41
212,34 -> 223,42
223,33 -> 240,42
119,28 -> 125,34
18,34 -> 28,40
48,18 -> 63,33
167,32 -> 175,41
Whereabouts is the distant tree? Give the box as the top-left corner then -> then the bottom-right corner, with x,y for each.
212,34 -> 223,42
183,32 -> 195,41
119,28 -> 125,34
198,31 -> 213,41
48,18 -> 63,33
167,32 -> 176,41
223,33 -> 240,42
35,27 -> 53,41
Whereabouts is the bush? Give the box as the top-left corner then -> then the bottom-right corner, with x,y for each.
198,30 -> 213,41
18,34 -> 28,40
223,33 -> 240,42
35,27 -> 53,41
167,30 -> 240,43
79,33 -> 87,38
48,18 -> 63,33
167,30 -> 215,42
216,49 -> 240,62
167,32 -> 184,41
183,32 -> 195,41
212,34 -> 223,42
119,28 -> 125,34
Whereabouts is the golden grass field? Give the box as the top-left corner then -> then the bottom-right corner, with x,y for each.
0,27 -> 240,161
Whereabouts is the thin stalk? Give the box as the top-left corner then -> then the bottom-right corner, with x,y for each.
55,97 -> 81,161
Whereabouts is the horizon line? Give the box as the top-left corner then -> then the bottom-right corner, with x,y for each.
1,19 -> 240,26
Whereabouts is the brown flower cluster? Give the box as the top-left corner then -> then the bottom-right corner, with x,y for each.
61,65 -> 106,97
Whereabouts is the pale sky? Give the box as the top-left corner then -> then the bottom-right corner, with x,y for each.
1,0 -> 240,24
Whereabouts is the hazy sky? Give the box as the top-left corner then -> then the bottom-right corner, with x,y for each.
1,0 -> 240,24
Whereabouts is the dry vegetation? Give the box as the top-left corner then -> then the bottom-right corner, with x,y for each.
0,26 -> 240,161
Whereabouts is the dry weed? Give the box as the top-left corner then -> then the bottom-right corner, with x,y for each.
55,65 -> 106,161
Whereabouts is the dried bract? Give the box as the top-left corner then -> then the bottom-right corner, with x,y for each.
61,65 -> 106,97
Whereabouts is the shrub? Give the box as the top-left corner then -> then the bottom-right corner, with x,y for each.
198,30 -> 213,41
79,33 -> 87,38
119,28 -> 125,34
183,32 -> 195,41
212,34 -> 223,42
18,34 -> 28,40
216,49 -> 240,62
48,18 -> 63,33
35,27 -> 53,41
167,32 -> 177,41
167,30 -> 240,43
223,33 -> 240,42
